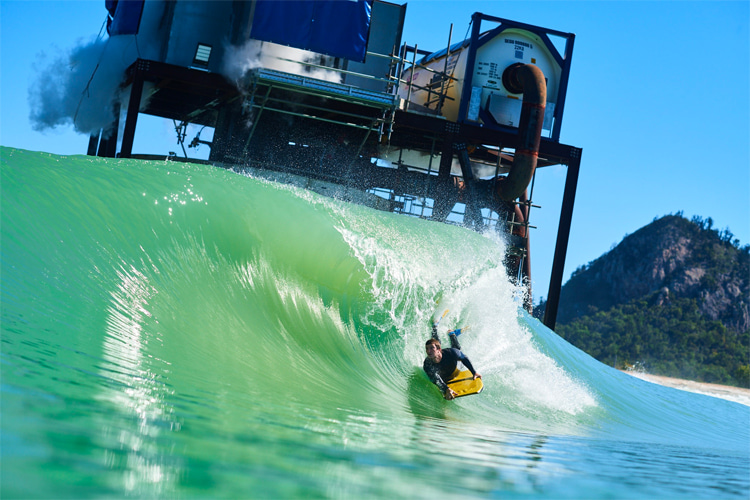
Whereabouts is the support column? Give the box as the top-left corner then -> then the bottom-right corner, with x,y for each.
432,139 -> 455,221
120,61 -> 146,158
437,139 -> 453,180
87,131 -> 101,156
543,148 -> 582,330
97,102 -> 119,158
455,143 -> 483,230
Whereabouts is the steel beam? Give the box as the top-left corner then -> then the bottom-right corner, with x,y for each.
543,147 -> 582,330
120,61 -> 146,158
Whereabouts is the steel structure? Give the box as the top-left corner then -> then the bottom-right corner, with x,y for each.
87,1 -> 582,330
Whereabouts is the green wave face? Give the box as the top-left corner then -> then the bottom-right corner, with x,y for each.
2,148 -> 747,498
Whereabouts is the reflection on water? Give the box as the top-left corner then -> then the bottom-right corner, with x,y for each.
98,264 -> 179,494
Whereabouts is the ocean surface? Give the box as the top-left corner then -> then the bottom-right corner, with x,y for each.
2,147 -> 748,499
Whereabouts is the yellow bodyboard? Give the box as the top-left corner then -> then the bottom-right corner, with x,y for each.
446,370 -> 483,398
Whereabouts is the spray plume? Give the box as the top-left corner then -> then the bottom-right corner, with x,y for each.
222,39 -> 343,86
28,35 -> 141,136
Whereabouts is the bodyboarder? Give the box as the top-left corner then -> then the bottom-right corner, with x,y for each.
423,324 -> 481,400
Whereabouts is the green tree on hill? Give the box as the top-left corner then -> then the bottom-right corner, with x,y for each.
537,214 -> 749,388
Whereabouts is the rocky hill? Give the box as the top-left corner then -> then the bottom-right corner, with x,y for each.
536,214 -> 749,387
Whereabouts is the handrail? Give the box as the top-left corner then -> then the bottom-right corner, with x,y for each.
254,95 -> 388,124
364,51 -> 405,62
397,38 -> 461,114
249,40 -> 464,118
248,104 -> 377,131
401,60 -> 460,81
271,55 -> 397,85
437,23 -> 454,114
261,47 -> 460,108
254,68 -> 399,106
405,44 -> 417,109
402,83 -> 456,100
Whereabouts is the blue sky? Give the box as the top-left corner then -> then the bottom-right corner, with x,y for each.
2,1 -> 748,304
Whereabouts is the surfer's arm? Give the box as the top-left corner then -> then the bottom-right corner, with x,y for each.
426,369 -> 456,399
455,350 -> 481,379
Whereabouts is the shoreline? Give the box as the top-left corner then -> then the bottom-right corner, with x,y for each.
621,370 -> 750,407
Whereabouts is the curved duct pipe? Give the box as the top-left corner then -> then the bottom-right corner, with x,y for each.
496,63 -> 547,201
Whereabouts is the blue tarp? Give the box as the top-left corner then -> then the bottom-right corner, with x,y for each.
251,0 -> 372,62
106,0 -> 144,36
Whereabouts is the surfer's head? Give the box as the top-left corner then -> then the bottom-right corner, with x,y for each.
425,338 -> 442,362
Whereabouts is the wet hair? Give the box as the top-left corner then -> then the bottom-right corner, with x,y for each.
425,338 -> 441,348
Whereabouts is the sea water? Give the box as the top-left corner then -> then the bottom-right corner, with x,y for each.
1,147 -> 748,499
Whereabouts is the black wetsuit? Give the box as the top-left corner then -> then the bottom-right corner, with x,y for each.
423,348 -> 477,393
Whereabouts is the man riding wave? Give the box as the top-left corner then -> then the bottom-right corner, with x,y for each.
423,325 -> 481,400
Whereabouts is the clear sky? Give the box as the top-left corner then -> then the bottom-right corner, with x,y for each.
2,1 -> 748,305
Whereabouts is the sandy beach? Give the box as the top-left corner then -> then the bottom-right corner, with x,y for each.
622,371 -> 750,407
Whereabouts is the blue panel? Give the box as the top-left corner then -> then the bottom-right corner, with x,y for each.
310,1 -> 371,61
251,1 -> 315,53
105,0 -> 117,17
251,0 -> 372,62
106,0 -> 144,36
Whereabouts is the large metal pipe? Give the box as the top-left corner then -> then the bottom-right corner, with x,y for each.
496,63 -> 546,201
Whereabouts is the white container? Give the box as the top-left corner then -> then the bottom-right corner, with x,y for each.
400,21 -> 571,138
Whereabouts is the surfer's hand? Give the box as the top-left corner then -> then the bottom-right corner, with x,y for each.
444,388 -> 456,400
473,373 -> 482,380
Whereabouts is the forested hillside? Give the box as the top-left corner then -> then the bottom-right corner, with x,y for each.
535,214 -> 749,387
